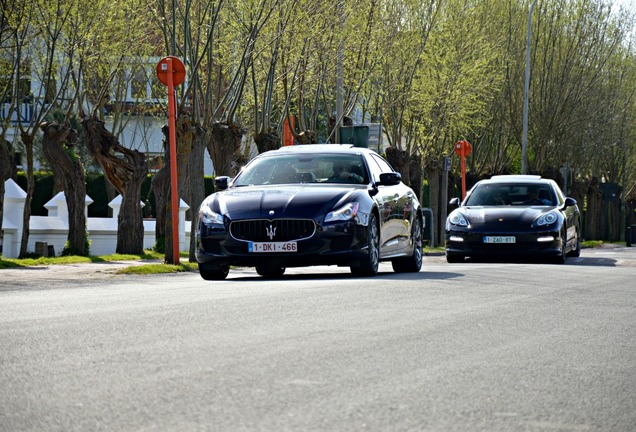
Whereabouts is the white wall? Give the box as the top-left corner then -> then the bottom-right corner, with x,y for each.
1,179 -> 191,258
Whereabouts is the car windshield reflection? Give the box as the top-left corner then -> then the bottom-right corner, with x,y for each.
233,154 -> 368,186
464,184 -> 556,206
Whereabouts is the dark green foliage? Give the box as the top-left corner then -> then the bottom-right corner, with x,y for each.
86,172 -> 111,217
16,172 -> 55,216
152,236 -> 166,253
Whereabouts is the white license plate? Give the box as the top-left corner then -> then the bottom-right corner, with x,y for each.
248,242 -> 298,253
483,236 -> 516,244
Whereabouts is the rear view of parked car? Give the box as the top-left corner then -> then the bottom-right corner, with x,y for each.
445,175 -> 581,263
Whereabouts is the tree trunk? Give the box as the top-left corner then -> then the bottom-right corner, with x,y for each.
0,137 -> 15,255
40,122 -> 87,255
385,147 -> 410,184
425,161 -> 442,246
409,154 -> 422,198
254,131 -> 280,154
154,118 -> 208,263
295,130 -> 317,144
175,117 -> 207,261
19,132 -> 35,258
207,122 -> 244,177
585,177 -> 602,241
82,116 -> 147,254
151,157 -> 170,253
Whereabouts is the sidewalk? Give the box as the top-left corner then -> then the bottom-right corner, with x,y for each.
1,259 -> 164,285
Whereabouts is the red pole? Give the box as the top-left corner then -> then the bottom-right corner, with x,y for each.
167,58 -> 180,265
461,147 -> 467,200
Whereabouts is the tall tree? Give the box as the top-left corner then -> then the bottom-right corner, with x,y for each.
71,0 -> 154,254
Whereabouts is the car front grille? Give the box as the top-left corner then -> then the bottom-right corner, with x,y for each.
230,219 -> 316,242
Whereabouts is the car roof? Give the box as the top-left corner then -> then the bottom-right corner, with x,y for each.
481,175 -> 555,185
271,144 -> 376,155
488,175 -> 542,182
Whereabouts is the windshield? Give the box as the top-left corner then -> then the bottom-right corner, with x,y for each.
464,183 -> 555,206
232,153 -> 368,186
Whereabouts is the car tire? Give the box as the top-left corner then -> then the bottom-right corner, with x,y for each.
256,266 -> 286,277
552,230 -> 567,264
351,213 -> 380,276
199,262 -> 230,280
446,254 -> 464,263
391,217 -> 423,273
567,225 -> 581,258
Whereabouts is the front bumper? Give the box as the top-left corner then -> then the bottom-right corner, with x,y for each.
445,229 -> 563,258
196,219 -> 370,268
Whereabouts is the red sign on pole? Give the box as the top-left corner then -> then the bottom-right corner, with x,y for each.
156,56 -> 186,86
156,56 -> 186,265
455,140 -> 472,200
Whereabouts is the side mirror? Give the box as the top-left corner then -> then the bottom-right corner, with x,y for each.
379,172 -> 401,186
214,176 -> 231,191
564,197 -> 577,208
449,197 -> 461,208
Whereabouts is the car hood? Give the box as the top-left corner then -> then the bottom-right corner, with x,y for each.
205,184 -> 366,220
459,206 -> 554,229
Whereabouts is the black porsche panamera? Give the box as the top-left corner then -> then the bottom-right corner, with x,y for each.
445,175 -> 582,264
195,144 -> 424,280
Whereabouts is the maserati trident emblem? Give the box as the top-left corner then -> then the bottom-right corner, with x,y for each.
266,224 -> 277,240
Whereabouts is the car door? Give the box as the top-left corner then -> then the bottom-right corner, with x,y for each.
553,183 -> 578,247
368,154 -> 412,256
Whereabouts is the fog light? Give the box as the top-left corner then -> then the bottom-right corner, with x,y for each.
537,236 -> 555,242
449,236 -> 464,242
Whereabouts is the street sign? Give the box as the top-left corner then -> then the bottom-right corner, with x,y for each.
454,140 -> 472,157
155,56 -> 186,264
455,140 -> 472,199
156,56 -> 186,87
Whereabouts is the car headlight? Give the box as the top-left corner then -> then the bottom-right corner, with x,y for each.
533,211 -> 558,227
446,211 -> 469,229
325,202 -> 359,223
198,205 -> 224,226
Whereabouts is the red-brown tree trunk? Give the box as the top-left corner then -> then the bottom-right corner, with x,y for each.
207,122 -> 244,177
82,116 -> 147,254
40,122 -> 87,255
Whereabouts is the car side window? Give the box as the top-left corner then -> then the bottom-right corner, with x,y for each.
369,154 -> 395,183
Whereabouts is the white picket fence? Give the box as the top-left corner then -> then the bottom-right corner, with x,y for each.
1,179 -> 191,258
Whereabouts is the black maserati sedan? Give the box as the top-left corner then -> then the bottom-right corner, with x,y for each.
445,175 -> 581,264
196,144 -> 424,279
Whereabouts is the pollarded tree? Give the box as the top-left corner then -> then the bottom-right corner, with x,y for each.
151,0 -> 226,263
69,0 -> 155,254
408,0 -> 506,159
152,0 -> 286,262
0,0 -> 24,253
376,0 -> 440,173
525,0 -> 628,173
10,1 -> 74,257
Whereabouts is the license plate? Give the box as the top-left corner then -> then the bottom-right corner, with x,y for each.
248,242 -> 298,253
483,236 -> 516,244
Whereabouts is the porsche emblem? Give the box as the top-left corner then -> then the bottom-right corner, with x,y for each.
498,218 -> 504,222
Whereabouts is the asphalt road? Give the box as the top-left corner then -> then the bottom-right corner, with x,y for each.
1,247 -> 635,432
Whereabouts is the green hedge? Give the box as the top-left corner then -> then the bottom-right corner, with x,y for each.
15,172 -> 216,217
